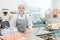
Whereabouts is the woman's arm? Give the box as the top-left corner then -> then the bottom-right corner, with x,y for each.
10,14 -> 18,32
27,14 -> 33,29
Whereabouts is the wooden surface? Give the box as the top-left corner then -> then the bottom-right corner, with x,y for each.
0,33 -> 44,40
0,28 -> 45,40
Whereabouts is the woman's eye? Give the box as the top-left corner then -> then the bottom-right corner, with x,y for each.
19,7 -> 21,9
22,7 -> 24,9
19,7 -> 24,9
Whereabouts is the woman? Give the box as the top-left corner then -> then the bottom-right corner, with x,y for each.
10,2 -> 33,39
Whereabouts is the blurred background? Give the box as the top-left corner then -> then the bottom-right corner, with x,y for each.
0,0 -> 60,40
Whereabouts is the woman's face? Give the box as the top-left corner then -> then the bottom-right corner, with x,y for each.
18,4 -> 25,13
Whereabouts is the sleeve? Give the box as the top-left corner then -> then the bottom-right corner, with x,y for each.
10,16 -> 16,27
9,14 -> 13,21
27,14 -> 33,29
10,14 -> 18,32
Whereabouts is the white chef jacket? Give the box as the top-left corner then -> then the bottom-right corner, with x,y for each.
10,12 -> 33,32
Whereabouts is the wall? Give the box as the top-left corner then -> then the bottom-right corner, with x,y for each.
52,0 -> 60,9
0,0 -> 51,11
0,0 -> 51,17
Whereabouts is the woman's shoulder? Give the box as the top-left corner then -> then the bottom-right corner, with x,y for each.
12,14 -> 17,19
25,14 -> 32,19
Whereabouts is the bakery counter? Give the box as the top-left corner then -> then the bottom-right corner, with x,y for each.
30,27 -> 52,35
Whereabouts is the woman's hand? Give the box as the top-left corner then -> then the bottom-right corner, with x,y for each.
25,28 -> 30,34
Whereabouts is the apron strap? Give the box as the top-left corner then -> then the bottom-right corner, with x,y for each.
17,12 -> 27,19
